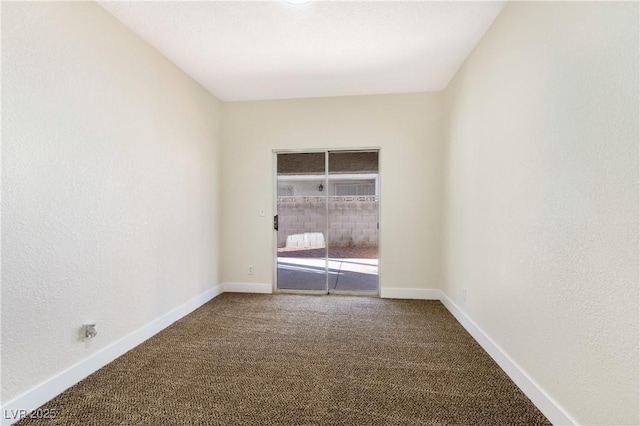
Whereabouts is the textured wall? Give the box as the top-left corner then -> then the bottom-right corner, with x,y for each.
2,2 -> 223,403
221,93 -> 442,290
441,2 -> 639,424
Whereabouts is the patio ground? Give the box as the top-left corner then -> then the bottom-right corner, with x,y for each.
277,246 -> 378,292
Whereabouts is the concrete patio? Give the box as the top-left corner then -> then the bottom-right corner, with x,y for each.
277,256 -> 378,292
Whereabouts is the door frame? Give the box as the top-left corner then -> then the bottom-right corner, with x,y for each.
272,147 -> 381,296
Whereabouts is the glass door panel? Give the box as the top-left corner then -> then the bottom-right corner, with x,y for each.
327,151 -> 379,293
276,153 -> 327,291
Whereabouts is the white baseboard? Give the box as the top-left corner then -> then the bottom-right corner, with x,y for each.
438,291 -> 576,426
1,284 -> 224,426
380,287 -> 440,300
223,282 -> 272,294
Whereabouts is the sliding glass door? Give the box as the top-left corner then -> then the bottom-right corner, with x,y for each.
275,150 -> 379,295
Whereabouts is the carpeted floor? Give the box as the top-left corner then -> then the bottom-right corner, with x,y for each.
17,294 -> 551,425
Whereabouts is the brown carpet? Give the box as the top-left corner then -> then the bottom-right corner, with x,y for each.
17,294 -> 550,425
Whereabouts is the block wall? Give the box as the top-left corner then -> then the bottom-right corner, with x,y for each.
277,196 -> 379,248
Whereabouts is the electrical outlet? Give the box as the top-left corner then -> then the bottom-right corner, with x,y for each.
83,323 -> 97,340
248,265 -> 254,275
462,288 -> 467,302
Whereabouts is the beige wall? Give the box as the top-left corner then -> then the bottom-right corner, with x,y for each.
221,93 -> 442,292
2,2 -> 223,403
442,2 -> 639,424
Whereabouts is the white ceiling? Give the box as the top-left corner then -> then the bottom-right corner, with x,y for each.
99,1 -> 505,102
